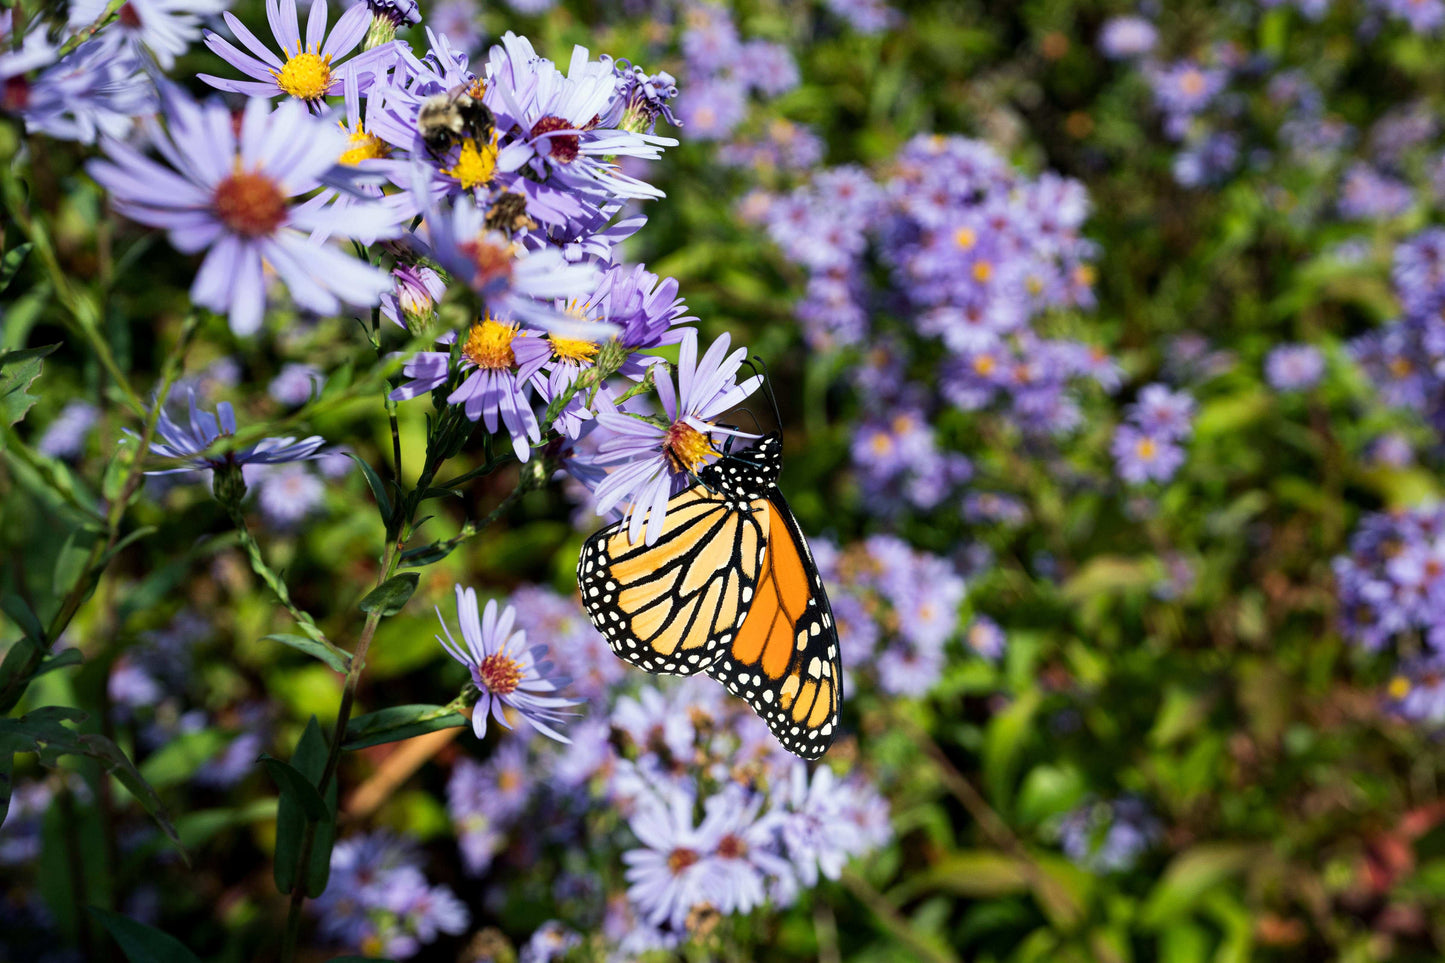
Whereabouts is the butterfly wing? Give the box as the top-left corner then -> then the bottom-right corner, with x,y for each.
705,489 -> 841,760
578,483 -> 768,676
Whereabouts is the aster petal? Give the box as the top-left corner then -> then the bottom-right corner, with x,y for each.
267,0 -> 301,57
460,588 -> 488,661
470,699 -> 490,739
303,0 -> 327,53
320,3 -> 370,60
193,76 -> 282,97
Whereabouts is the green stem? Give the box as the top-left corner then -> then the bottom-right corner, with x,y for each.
0,165 -> 147,417
55,0 -> 128,58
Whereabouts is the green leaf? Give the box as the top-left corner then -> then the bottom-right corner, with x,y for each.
399,540 -> 454,568
358,573 -> 419,617
347,452 -> 393,525
0,343 -> 60,432
271,717 -> 337,897
265,633 -> 352,674
32,647 -> 84,678
76,733 -> 185,858
261,755 -> 330,823
1140,844 -> 1255,927
0,750 -> 14,826
173,800 -> 275,851
1,592 -> 44,641
343,704 -> 468,751
0,242 -> 33,294
982,689 -> 1041,809
52,529 -> 95,597
89,907 -> 202,963
889,850 -> 1028,904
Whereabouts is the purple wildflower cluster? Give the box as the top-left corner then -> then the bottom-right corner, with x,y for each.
746,135 -> 1106,514
1333,505 -> 1445,726
312,832 -> 469,959
1333,505 -> 1445,653
1350,230 -> 1445,434
417,580 -> 894,955
1265,343 -> 1326,392
675,3 -> 798,142
1111,384 -> 1195,485
811,535 -> 973,695
1058,797 -> 1161,874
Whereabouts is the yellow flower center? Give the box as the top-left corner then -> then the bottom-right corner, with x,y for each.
664,423 -> 718,474
273,49 -> 332,101
870,433 -> 894,456
445,137 -> 498,190
973,354 -> 997,376
1389,357 -> 1414,379
1074,264 -> 1097,286
462,319 -> 518,370
1180,69 -> 1205,97
1136,437 -> 1158,461
972,261 -> 994,283
549,335 -> 600,365
954,227 -> 977,250
1388,675 -> 1412,700
338,125 -> 390,165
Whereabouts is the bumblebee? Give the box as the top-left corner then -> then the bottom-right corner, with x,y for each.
417,83 -> 494,157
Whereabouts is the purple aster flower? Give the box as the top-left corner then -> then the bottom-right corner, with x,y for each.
1373,0 -> 1445,32
520,922 -> 581,963
589,330 -> 762,545
253,462 -> 325,527
19,39 -> 155,143
136,390 -> 325,475
622,781 -> 715,929
1059,797 -> 1160,873
1388,655 -> 1445,724
1111,426 -> 1185,484
70,0 -> 228,70
36,400 -> 99,459
435,586 -> 580,742
427,0 -> 484,55
1265,344 -> 1326,391
485,33 -> 676,201
199,0 -> 394,104
1127,384 -> 1196,440
380,257 -> 446,331
446,759 -> 506,874
388,318 -> 551,460
601,57 -> 681,133
693,786 -> 792,915
823,0 -> 897,32
680,4 -> 741,74
676,77 -> 746,140
1098,16 -> 1157,58
965,616 -> 1006,660
268,362 -> 324,405
419,193 -> 601,332
87,92 -> 396,335
772,763 -> 867,888
612,686 -> 697,761
1147,60 -> 1227,122
736,40 -> 798,97
1338,163 -> 1413,221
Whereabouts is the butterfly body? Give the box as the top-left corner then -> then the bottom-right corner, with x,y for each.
578,433 -> 841,759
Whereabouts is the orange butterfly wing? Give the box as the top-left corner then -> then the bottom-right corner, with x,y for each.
707,495 -> 840,759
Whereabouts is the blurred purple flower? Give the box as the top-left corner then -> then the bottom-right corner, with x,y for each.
1265,344 -> 1325,391
136,391 -> 325,475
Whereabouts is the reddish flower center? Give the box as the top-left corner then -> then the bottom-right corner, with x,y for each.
476,652 -> 522,695
213,170 -> 287,237
530,115 -> 581,163
118,3 -> 142,28
717,834 -> 747,859
667,847 -> 699,873
3,77 -> 30,113
456,237 -> 514,291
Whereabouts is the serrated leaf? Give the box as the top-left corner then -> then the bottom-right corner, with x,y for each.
347,452 -> 393,525
0,242 -> 33,294
264,633 -> 352,674
0,342 -> 60,431
343,704 -> 468,751
358,573 -> 419,617
89,907 -> 202,963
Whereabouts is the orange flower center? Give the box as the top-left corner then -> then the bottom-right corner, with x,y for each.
530,115 -> 580,162
476,652 -> 522,695
213,170 -> 287,237
667,847 -> 700,873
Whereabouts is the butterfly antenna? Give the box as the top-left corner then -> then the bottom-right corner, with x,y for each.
742,356 -> 783,432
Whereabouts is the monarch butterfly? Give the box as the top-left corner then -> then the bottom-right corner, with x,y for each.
577,432 -> 841,760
